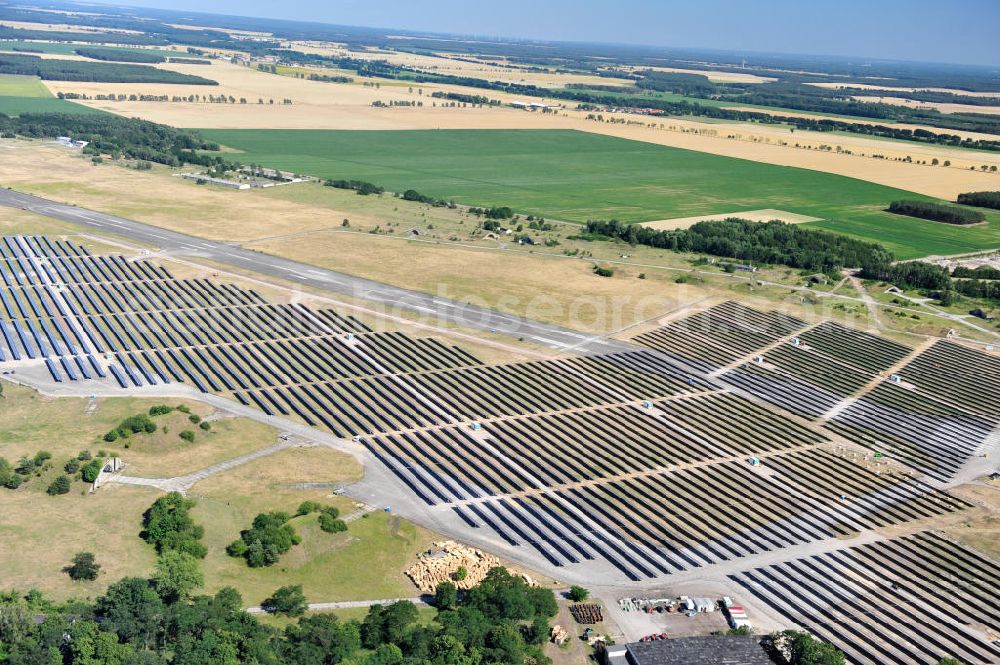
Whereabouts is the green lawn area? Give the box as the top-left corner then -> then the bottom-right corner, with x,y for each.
200,128 -> 1000,259
0,72 -> 105,115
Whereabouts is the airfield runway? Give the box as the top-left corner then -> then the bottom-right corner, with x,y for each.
0,187 -> 628,356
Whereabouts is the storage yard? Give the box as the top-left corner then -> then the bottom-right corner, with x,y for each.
0,234 -> 998,663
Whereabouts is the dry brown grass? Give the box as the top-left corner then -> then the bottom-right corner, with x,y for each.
121,412 -> 278,478
250,229 -> 716,334
942,480 -> 1000,563
0,482 -> 161,601
186,447 -> 440,604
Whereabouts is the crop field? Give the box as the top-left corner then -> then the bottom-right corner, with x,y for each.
730,531 -> 1000,665
0,72 -> 103,114
199,128 -> 1000,259
0,237 -> 994,585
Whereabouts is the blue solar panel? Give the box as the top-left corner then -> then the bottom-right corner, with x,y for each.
59,356 -> 77,381
13,322 -> 35,358
127,353 -> 157,385
45,286 -> 68,316
74,355 -> 92,380
44,358 -> 62,383
87,355 -> 106,378
0,320 -> 19,360
118,359 -> 143,387
108,364 -> 128,388
25,320 -> 49,358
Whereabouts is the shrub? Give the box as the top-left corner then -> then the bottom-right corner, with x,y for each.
188,414 -> 201,424
318,512 -> 347,533
77,450 -> 92,461
453,566 -> 468,581
176,404 -> 191,414
64,458 -> 80,474
64,552 -> 100,581
103,413 -> 157,442
179,430 -> 195,443
593,266 -> 614,277
81,458 -> 103,483
888,199 -> 985,225
567,585 -> 589,602
148,405 -> 174,416
198,421 -> 211,431
47,475 -> 71,495
296,501 -> 322,516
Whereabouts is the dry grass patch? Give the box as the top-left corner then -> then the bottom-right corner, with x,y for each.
0,477 -> 160,600
641,208 -> 823,230
188,447 -> 437,604
251,230 -> 706,334
0,382 -> 275,479
119,412 -> 278,479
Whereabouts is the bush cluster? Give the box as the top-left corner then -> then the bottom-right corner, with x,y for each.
227,511 -> 301,567
141,492 -> 208,558
324,179 -> 384,195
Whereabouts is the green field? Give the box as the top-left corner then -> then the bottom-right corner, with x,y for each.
201,128 -> 1000,259
0,72 -> 105,115
0,41 -> 181,58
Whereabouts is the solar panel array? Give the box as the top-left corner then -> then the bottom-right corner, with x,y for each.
730,531 -> 1000,665
2,238 -> 994,607
633,308 -> 998,483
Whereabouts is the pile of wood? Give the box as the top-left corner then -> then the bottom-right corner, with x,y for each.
405,540 -> 501,592
570,603 -> 604,624
550,625 -> 569,646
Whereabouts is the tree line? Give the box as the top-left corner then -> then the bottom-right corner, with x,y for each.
956,191 -> 1000,210
0,53 -> 217,85
0,563 -> 558,665
0,112 -> 233,168
74,47 -> 166,64
583,218 -> 890,273
887,200 -> 985,225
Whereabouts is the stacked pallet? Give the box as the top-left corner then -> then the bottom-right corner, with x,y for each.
405,540 -> 501,593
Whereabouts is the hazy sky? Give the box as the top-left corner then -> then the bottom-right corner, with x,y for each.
89,0 -> 1000,66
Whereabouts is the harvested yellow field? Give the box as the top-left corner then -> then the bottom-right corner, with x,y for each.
849,95 -> 1000,116
627,65 -> 775,84
642,209 -> 822,231
0,19 -> 139,33
806,81 -> 1000,98
722,105 -> 999,142
290,41 -> 636,89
